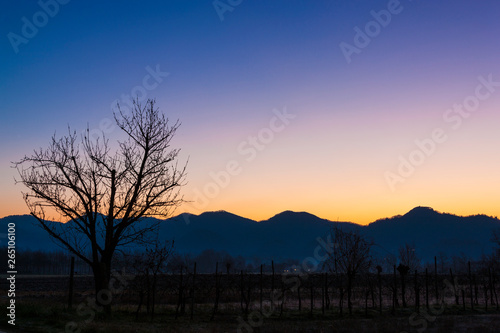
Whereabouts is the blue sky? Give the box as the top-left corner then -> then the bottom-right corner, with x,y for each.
2,0 -> 500,223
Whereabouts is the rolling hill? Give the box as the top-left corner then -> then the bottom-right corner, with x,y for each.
1,207 -> 499,263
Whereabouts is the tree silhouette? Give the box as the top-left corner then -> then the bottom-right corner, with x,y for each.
398,243 -> 419,307
325,226 -> 372,315
398,243 -> 420,271
14,99 -> 186,315
130,239 -> 173,319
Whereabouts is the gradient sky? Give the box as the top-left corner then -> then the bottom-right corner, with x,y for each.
1,0 -> 500,224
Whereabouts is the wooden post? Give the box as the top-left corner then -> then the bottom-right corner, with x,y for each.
67,256 -> 75,310
322,273 -> 326,314
425,268 -> 429,309
175,265 -> 184,319
365,289 -> 368,316
378,268 -> 382,313
434,256 -> 439,302
190,262 -> 196,320
179,266 -> 187,315
393,264 -> 398,311
240,270 -> 244,313
322,284 -> 325,315
462,289 -> 466,310
280,277 -> 286,317
260,264 -> 263,313
370,281 -> 375,309
310,275 -> 314,315
489,267 -> 494,306
271,260 -> 275,310
492,269 -> 499,310
298,282 -> 302,311
210,262 -> 219,321
468,261 -> 474,310
414,270 -> 419,312
450,268 -> 459,305
325,272 -> 330,310
339,274 -> 343,316
473,274 -> 478,305
485,284 -> 488,311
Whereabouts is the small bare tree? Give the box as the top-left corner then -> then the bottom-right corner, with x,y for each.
130,238 -> 173,319
398,243 -> 420,272
492,230 -> 500,256
14,99 -> 186,315
398,243 -> 420,307
325,226 -> 372,315
486,229 -> 500,272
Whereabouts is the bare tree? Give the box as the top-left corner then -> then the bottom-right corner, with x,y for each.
398,243 -> 420,272
324,226 -> 372,315
437,251 -> 449,274
14,99 -> 186,315
485,229 -> 500,272
397,243 -> 420,307
492,229 -> 500,257
130,238 -> 173,319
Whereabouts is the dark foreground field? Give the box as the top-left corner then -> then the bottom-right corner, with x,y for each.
2,274 -> 500,332
3,303 -> 500,333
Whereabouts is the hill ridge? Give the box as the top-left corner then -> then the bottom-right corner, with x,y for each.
2,207 -> 499,263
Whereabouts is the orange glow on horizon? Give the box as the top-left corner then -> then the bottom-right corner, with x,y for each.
2,195 -> 500,226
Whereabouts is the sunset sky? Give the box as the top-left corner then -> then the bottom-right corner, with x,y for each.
1,0 -> 500,225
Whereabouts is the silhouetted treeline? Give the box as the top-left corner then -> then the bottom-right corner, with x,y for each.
0,247 -> 92,275
2,245 -> 499,277
166,249 -> 299,274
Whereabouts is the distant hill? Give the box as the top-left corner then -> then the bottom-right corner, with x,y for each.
1,207 -> 499,263
365,206 -> 500,262
0,215 -> 61,251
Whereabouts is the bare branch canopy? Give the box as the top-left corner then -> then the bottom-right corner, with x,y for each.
13,99 -> 187,314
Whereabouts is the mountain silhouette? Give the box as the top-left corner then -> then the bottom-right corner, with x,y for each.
1,207 -> 499,263
366,206 -> 498,261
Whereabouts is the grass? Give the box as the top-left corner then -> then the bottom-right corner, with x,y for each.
3,298 -> 500,333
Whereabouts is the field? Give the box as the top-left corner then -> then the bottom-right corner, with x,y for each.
2,272 -> 500,333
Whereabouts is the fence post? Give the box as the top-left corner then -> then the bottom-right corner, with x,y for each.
271,260 -> 275,311
310,275 -> 314,316
322,273 -> 325,314
298,277 -> 302,311
377,267 -> 382,313
425,268 -> 429,309
489,267 -> 494,306
493,269 -> 499,310
468,261 -> 474,310
450,268 -> 459,305
325,272 -> 330,310
473,274 -> 478,305
414,270 -> 419,312
485,283 -> 488,311
260,264 -> 263,313
210,262 -> 219,321
392,264 -> 398,313
434,256 -> 439,302
190,262 -> 196,320
67,256 -> 75,310
462,289 -> 466,310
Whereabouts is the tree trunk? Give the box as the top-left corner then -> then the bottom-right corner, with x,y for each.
347,274 -> 353,316
401,273 -> 407,307
93,261 -> 112,317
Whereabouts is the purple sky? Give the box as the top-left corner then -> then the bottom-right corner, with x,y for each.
2,0 -> 500,223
